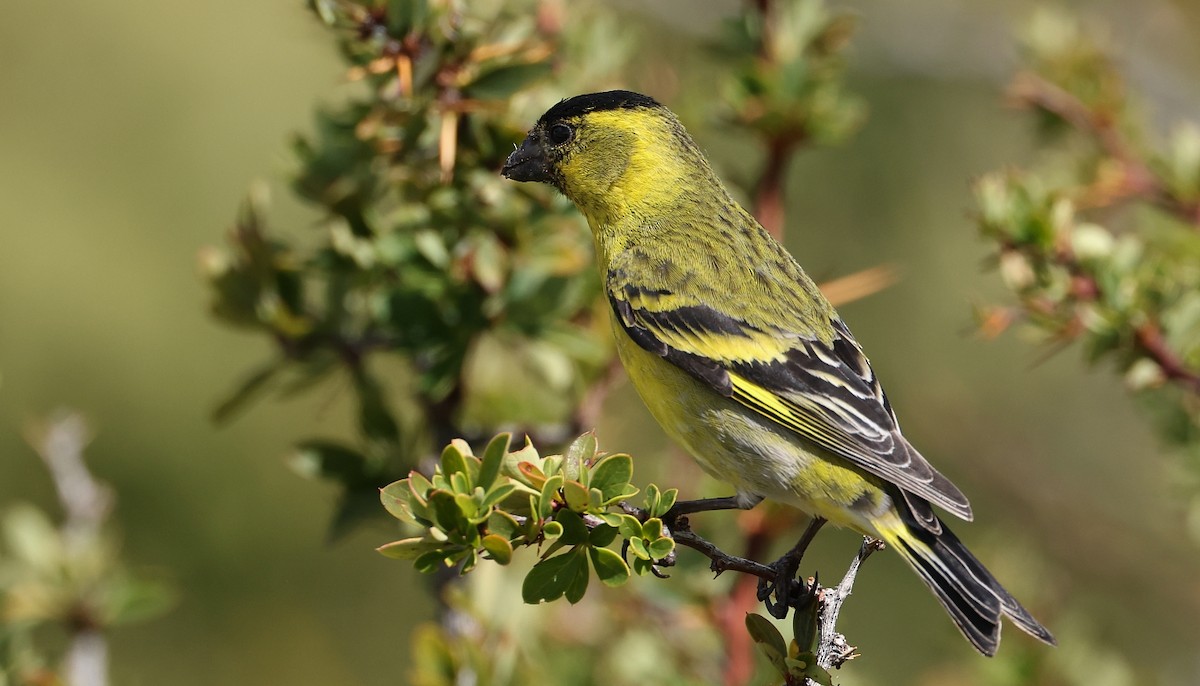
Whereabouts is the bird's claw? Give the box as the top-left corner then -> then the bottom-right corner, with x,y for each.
756,564 -> 818,619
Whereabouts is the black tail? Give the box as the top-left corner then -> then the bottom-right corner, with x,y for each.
883,506 -> 1056,656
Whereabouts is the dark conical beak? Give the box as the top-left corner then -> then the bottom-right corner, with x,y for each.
501,135 -> 551,183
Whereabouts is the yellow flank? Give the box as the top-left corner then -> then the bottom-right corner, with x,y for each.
611,316 -> 888,533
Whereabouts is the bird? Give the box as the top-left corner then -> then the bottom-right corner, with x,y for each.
501,90 -> 1055,656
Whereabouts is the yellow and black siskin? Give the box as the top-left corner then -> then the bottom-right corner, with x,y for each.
503,90 -> 1055,656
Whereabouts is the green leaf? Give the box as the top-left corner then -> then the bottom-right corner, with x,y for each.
792,591 -> 821,654
386,0 -> 428,34
377,537 -> 440,560
522,548 -> 589,604
541,520 -> 564,541
618,515 -> 643,540
413,229 -> 449,268
554,509 -> 589,546
627,536 -> 650,560
642,518 -> 664,540
646,485 -> 678,518
312,0 -> 337,25
589,546 -> 631,587
414,550 -> 447,574
745,613 -> 788,674
562,480 -> 589,512
631,557 -> 655,576
503,437 -> 541,478
789,656 -> 834,686
468,233 -> 507,294
428,490 -> 470,536
486,510 -> 520,539
589,523 -> 618,548
481,534 -> 513,565
104,578 -> 175,626
2,505 -> 61,570
480,482 -> 517,510
589,453 -> 633,501
478,433 -> 510,490
539,474 -> 563,519
379,480 -> 412,521
454,492 -> 480,520
588,487 -> 606,511
449,471 -> 471,496
647,537 -> 675,560
564,432 -> 597,483
460,548 -> 480,574
407,471 -> 434,500
440,442 -> 472,485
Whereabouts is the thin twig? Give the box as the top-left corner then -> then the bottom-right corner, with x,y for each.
1008,71 -> 1200,226
671,524 -> 778,580
26,411 -> 111,686
1135,324 -> 1200,394
813,537 -> 884,674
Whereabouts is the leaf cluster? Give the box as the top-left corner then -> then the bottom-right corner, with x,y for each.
1,440 -> 173,683
201,0 -> 617,534
746,610 -> 834,686
719,0 -> 865,146
379,433 -> 680,606
975,8 -> 1200,450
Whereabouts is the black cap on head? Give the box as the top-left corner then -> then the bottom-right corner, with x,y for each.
537,90 -> 661,125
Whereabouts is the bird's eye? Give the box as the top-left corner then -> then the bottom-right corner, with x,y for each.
548,122 -> 573,145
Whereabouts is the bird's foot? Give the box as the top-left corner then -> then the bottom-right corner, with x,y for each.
756,557 -> 818,619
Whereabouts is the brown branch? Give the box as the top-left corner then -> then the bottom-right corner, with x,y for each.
714,507 -> 784,686
1008,71 -> 1200,226
753,136 -> 800,239
1044,250 -> 1200,396
1135,324 -> 1200,394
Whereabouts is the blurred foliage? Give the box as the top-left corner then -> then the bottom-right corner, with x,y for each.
717,0 -> 867,237
0,413 -> 172,686
202,0 -> 624,536
720,0 -> 865,147
973,8 -> 1200,456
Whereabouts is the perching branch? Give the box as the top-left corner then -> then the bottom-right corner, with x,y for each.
621,500 -> 884,684
812,537 -> 885,674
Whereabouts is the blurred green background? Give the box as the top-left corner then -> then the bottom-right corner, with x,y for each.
2,1 -> 1198,684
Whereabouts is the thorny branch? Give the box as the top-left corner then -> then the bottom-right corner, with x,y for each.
812,537 -> 885,675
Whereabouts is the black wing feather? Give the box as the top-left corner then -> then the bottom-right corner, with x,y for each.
609,278 -> 972,526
